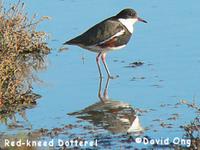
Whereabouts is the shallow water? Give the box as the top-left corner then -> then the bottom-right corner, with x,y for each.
1,0 -> 200,149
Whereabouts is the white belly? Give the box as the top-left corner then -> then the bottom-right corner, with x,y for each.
79,44 -> 126,53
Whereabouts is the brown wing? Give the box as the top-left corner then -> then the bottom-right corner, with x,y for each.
97,37 -> 117,48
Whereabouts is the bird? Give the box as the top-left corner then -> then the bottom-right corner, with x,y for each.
64,8 -> 147,79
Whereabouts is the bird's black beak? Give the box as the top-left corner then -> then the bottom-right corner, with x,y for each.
138,17 -> 147,23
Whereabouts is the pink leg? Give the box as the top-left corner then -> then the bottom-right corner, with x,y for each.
96,52 -> 103,78
101,53 -> 112,78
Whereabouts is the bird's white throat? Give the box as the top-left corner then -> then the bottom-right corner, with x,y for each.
118,18 -> 138,33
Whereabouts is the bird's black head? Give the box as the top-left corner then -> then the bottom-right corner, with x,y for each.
115,8 -> 147,23
115,8 -> 137,19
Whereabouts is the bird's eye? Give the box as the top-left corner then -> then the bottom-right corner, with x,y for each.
131,12 -> 135,17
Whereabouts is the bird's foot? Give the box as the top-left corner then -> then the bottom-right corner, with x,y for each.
108,75 -> 119,79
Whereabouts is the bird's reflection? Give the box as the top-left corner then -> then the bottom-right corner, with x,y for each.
68,78 -> 143,134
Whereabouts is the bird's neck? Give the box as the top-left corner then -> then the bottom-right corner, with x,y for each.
118,18 -> 137,33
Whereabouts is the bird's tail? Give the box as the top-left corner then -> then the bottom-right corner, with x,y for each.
63,39 -> 78,45
63,40 -> 72,45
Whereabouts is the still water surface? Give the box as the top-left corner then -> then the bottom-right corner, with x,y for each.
1,0 -> 200,149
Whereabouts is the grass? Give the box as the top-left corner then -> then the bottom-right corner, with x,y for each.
0,1 -> 50,122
